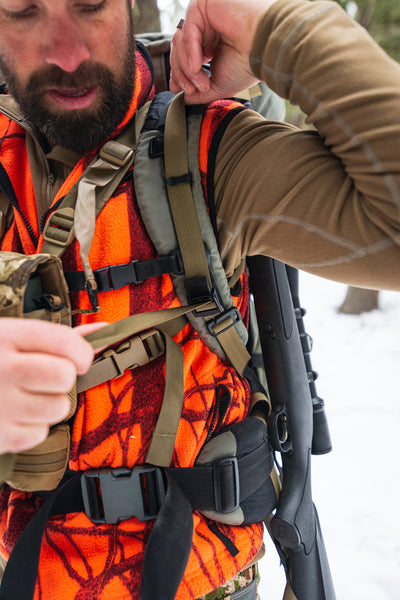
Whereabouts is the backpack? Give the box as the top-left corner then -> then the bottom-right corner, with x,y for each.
0,36 -> 334,600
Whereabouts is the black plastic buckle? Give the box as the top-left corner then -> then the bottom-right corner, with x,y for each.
96,260 -> 142,291
81,466 -> 166,524
207,307 -> 241,337
213,456 -> 240,514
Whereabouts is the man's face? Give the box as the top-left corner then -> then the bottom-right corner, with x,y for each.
0,0 -> 136,152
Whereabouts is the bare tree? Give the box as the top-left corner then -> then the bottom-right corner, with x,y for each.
338,287 -> 380,314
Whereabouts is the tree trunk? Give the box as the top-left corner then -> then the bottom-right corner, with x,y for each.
338,286 -> 380,314
133,0 -> 161,34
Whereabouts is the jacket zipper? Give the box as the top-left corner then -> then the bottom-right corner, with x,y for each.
205,385 -> 231,443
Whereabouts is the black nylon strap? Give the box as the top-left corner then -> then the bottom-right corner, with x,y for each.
168,439 -> 272,512
140,473 -> 193,600
0,443 -> 273,599
0,472 -> 82,600
64,251 -> 183,293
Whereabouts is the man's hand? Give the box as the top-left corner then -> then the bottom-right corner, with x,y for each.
0,319 -> 101,455
169,0 -> 278,104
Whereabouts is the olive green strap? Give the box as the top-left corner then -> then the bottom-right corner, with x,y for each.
283,582 -> 298,600
164,92 -> 211,285
82,305 -> 204,467
0,453 -> 16,484
41,102 -> 150,259
164,93 -> 250,375
83,301 -> 208,350
77,329 -> 165,393
145,327 -> 184,466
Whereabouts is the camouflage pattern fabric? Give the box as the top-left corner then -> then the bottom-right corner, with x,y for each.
196,565 -> 259,600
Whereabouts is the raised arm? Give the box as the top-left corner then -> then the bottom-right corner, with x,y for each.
172,0 -> 400,290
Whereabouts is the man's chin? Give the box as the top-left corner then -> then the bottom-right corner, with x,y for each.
38,113 -> 114,152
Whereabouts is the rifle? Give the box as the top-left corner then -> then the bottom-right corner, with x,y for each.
247,255 -> 336,600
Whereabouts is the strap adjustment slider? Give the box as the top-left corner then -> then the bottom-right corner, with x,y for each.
42,207 -> 75,247
213,456 -> 240,514
99,140 -> 134,167
207,307 -> 242,337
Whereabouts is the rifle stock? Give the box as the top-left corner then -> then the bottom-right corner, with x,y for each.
247,256 -> 336,600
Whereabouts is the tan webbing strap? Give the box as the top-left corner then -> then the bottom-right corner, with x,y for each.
208,312 -> 251,376
77,329 -> 165,393
163,93 -> 251,374
82,301 -> 210,350
81,306 -> 201,467
227,258 -> 247,290
283,582 -> 298,600
41,102 -> 151,259
164,92 -> 211,285
145,328 -> 184,466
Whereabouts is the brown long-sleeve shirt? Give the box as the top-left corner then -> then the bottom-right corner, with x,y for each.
214,0 -> 400,290
1,0 -> 399,290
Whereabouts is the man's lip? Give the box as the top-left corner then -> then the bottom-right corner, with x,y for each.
46,87 -> 97,109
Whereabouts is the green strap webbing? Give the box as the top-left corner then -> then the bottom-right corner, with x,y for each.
83,302 -> 208,350
283,583 -> 298,600
41,102 -> 150,259
164,92 -> 211,285
163,93 -> 250,375
210,313 -> 251,376
77,329 -> 165,393
82,303 -> 208,467
145,327 -> 184,466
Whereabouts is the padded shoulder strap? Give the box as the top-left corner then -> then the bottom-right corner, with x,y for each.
134,92 -> 250,374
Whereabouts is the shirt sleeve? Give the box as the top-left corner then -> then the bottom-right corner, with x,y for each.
214,0 -> 400,291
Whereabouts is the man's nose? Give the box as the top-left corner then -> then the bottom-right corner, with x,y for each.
44,17 -> 90,72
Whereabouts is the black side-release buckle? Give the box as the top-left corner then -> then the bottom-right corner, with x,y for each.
81,466 -> 166,524
213,456 -> 240,514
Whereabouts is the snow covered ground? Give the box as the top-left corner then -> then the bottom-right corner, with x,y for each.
258,273 -> 400,600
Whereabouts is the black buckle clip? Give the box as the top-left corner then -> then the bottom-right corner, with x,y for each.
213,456 -> 240,514
96,259 -> 142,291
207,307 -> 241,337
81,466 -> 166,524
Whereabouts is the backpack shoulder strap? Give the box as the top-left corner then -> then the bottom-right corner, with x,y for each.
134,91 -> 251,374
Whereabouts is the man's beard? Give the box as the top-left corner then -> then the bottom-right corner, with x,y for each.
0,38 -> 136,153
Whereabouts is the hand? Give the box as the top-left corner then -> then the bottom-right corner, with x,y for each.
0,319 -> 102,454
169,0 -> 278,104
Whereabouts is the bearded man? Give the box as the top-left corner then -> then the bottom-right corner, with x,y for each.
0,0 -> 399,599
